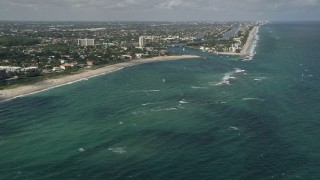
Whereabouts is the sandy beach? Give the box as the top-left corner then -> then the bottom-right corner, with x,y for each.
0,55 -> 199,102
219,26 -> 259,57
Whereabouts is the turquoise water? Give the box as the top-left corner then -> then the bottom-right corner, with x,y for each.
1,22 -> 320,179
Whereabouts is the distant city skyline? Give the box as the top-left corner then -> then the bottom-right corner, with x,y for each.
0,0 -> 319,21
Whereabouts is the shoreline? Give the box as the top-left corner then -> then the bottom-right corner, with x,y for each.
0,55 -> 199,102
218,26 -> 259,57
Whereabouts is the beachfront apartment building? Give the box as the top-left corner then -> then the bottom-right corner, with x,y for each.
139,36 -> 146,47
0,66 -> 22,73
78,39 -> 95,46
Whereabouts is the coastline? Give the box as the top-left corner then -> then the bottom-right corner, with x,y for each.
0,55 -> 199,102
218,26 -> 259,57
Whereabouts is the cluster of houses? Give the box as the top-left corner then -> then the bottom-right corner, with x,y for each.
200,37 -> 243,53
0,59 -> 95,82
229,37 -> 243,52
0,66 -> 41,83
0,66 -> 40,75
52,59 -> 94,72
0,21 -> 264,87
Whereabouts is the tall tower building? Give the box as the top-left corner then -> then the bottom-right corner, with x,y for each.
78,39 -> 95,46
139,36 -> 146,48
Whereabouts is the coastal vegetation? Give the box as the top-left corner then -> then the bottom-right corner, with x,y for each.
0,36 -> 40,47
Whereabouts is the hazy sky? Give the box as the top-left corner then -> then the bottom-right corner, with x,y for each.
0,0 -> 319,21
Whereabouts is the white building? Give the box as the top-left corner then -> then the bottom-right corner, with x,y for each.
229,43 -> 241,52
139,36 -> 146,48
52,67 -> 62,72
135,53 -> 145,59
22,67 -> 39,72
78,39 -> 95,46
0,66 -> 22,73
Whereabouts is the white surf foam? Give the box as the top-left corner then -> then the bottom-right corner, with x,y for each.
216,101 -> 227,104
191,86 -> 209,89
242,98 -> 265,102
215,73 -> 232,86
179,100 -> 189,104
142,101 -> 165,106
144,90 -> 160,92
151,107 -> 178,112
235,68 -> 246,73
254,76 -> 267,81
215,68 -> 246,86
229,126 -> 240,131
131,90 -> 160,93
131,111 -> 146,115
243,26 -> 260,61
108,147 -> 126,154
254,77 -> 267,81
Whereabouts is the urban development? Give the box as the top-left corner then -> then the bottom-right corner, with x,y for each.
0,21 -> 263,89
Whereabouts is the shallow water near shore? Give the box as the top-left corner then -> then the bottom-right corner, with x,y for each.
1,22 -> 320,179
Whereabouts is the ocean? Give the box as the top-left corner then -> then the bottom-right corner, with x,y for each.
1,22 -> 320,179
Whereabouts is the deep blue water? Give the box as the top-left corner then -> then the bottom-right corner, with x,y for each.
1,22 -> 320,179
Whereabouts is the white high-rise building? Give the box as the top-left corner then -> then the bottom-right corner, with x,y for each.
78,39 -> 95,46
139,36 -> 146,47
